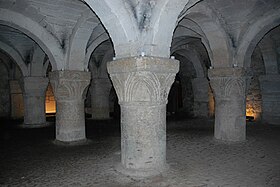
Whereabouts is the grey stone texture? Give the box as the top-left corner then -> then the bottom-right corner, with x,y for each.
192,77 -> 209,117
209,67 -> 247,142
0,62 -> 10,117
107,57 -> 179,176
259,75 -> 280,125
246,47 -> 265,121
49,71 -> 91,142
90,78 -> 112,119
9,80 -> 24,119
22,76 -> 49,127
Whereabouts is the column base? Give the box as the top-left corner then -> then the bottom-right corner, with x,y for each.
115,163 -> 168,178
53,138 -> 91,146
18,122 -> 52,128
91,117 -> 112,120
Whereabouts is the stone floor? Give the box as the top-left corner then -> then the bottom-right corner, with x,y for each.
0,117 -> 279,187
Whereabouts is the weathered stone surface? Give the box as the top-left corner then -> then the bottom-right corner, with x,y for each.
49,70 -> 91,142
0,62 -> 10,117
259,75 -> 280,125
107,56 -> 179,176
246,48 -> 265,121
209,67 -> 247,142
9,80 -> 24,119
192,77 -> 209,117
90,78 -> 112,119
22,76 -> 49,127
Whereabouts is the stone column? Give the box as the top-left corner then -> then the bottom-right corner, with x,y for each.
9,80 -> 24,119
259,74 -> 280,125
192,77 -> 209,117
49,71 -> 91,142
22,77 -> 49,127
208,68 -> 246,142
91,78 -> 111,119
107,57 -> 179,176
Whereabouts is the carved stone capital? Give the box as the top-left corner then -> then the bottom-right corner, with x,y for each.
22,76 -> 49,96
107,57 -> 179,105
49,71 -> 91,102
208,68 -> 246,99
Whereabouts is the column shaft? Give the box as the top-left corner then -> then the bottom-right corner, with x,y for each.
22,77 -> 49,127
91,78 -> 111,119
191,77 -> 209,117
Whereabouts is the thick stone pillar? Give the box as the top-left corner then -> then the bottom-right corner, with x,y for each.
192,77 -> 209,117
259,74 -> 280,125
22,77 -> 49,127
91,78 -> 111,119
9,80 -> 24,119
49,71 -> 91,142
208,68 -> 246,142
107,57 -> 179,176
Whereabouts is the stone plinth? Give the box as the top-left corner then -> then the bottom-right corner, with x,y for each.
191,77 -> 209,117
91,78 -> 111,119
259,75 -> 280,125
49,71 -> 91,142
208,68 -> 246,142
107,57 -> 179,177
22,77 -> 49,127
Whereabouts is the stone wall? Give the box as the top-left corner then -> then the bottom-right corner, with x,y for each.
246,47 -> 265,121
0,62 -> 10,117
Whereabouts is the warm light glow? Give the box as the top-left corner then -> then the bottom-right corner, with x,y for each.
246,107 -> 254,118
45,84 -> 56,113
246,104 -> 260,121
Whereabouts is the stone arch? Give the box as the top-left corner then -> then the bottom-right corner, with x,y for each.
172,46 -> 205,78
82,0 -> 138,58
99,48 -> 114,78
88,39 -> 113,78
0,8 -> 63,70
85,32 -> 109,66
67,10 -> 97,71
177,3 -> 232,67
259,35 -> 279,75
173,19 -> 213,64
0,41 -> 28,76
83,0 -> 203,58
237,9 -> 280,68
150,0 -> 201,58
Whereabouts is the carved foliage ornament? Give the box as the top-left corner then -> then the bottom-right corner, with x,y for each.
108,57 -> 179,105
49,71 -> 91,101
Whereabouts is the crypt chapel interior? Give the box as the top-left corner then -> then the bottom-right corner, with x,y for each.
0,0 -> 280,186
